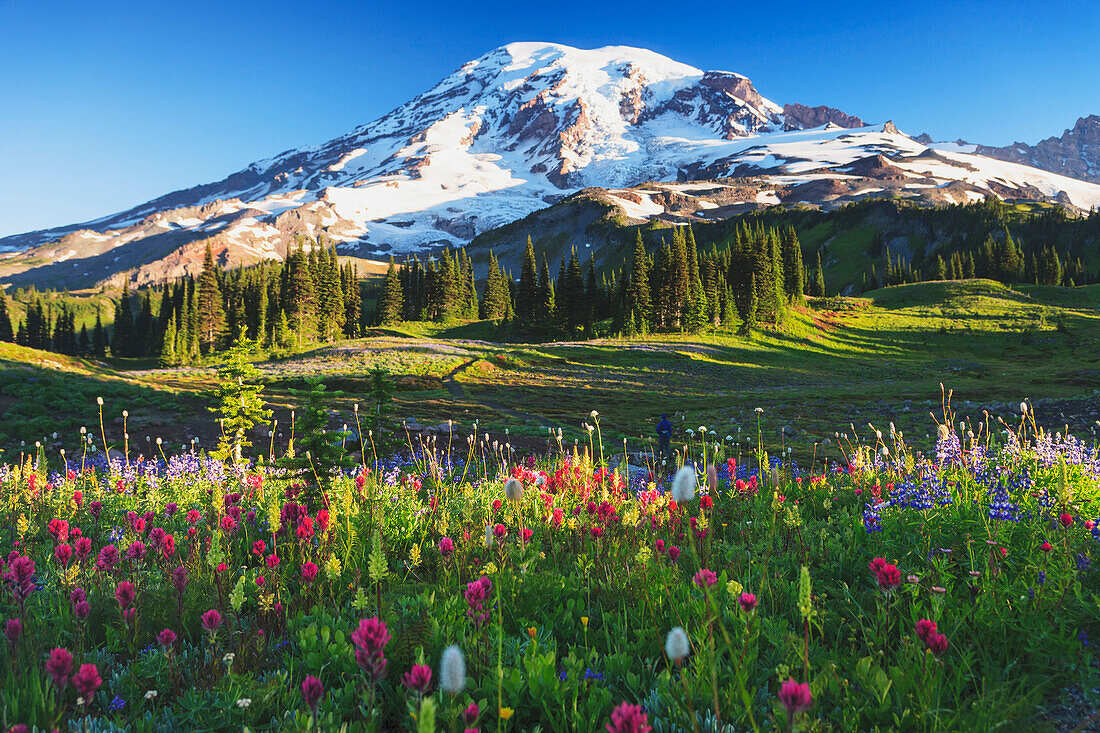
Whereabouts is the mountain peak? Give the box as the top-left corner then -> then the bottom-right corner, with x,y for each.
3,44 -> 1098,290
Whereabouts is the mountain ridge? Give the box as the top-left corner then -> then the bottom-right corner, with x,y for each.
3,42 -> 1100,289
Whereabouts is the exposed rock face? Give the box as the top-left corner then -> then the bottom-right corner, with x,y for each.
783,103 -> 865,130
973,115 -> 1100,184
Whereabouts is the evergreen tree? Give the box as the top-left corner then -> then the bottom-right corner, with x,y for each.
159,318 -> 177,367
626,230 -> 652,329
112,282 -> 135,357
934,255 -> 947,280
378,257 -> 405,326
207,339 -> 272,465
516,236 -> 538,324
197,242 -> 226,353
0,288 -> 12,343
811,252 -> 826,297
781,227 -> 805,301
480,252 -> 511,320
276,377 -> 354,507
92,309 -> 107,358
740,274 -> 758,336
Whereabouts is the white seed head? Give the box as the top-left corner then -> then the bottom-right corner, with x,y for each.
440,645 -> 465,694
484,525 -> 494,548
504,477 -> 523,503
671,466 -> 696,503
97,397 -> 104,406
122,410 -> 129,419
1020,402 -> 1028,414
665,626 -> 690,662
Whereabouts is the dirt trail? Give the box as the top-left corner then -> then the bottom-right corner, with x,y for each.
442,359 -> 548,426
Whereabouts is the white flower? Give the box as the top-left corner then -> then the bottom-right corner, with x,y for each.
222,652 -> 235,665
665,627 -> 690,662
754,407 -> 763,413
440,645 -> 465,694
145,690 -> 158,700
535,475 -> 546,487
590,410 -> 599,418
96,397 -> 104,406
725,435 -> 733,441
671,466 -> 696,503
685,429 -> 696,437
77,697 -> 86,707
698,425 -> 706,433
484,525 -> 494,548
880,446 -> 889,457
1020,402 -> 1028,414
236,698 -> 252,709
504,477 -> 523,503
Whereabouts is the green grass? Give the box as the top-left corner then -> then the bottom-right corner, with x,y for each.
3,281 -> 1098,460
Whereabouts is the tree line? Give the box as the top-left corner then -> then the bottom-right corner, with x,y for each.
377,223 -> 812,337
0,238 -> 364,363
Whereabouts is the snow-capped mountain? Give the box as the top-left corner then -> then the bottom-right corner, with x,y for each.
3,42 -> 1100,288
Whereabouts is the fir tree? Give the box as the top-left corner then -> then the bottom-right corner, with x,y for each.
207,339 -> 272,465
197,242 -> 226,353
378,257 -> 405,326
0,287 -> 12,342
516,236 -> 538,324
112,282 -> 135,357
626,230 -> 652,329
92,309 -> 107,358
159,318 -> 177,367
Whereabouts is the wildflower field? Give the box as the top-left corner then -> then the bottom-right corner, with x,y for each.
1,394 -> 1098,732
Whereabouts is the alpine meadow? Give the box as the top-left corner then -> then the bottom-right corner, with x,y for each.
0,16 -> 1099,733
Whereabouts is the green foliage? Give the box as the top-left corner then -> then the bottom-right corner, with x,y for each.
276,376 -> 354,506
206,339 -> 272,464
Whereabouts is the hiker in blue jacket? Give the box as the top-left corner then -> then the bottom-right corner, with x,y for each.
656,413 -> 673,460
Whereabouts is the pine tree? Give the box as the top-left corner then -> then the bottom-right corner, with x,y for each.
516,236 -> 538,324
207,339 -> 272,465
812,252 -> 826,297
781,227 -> 805,301
536,255 -> 555,333
159,318 -> 177,367
276,377 -> 354,507
934,255 -> 947,280
626,230 -> 652,329
285,245 -> 316,346
112,282 -> 135,357
92,309 -> 107,358
197,242 -> 226,353
480,252 -> 511,321
0,287 -> 12,343
378,257 -> 405,326
740,274 -> 758,336
78,324 -> 90,355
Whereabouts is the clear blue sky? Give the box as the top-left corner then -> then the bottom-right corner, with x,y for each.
2,0 -> 1098,237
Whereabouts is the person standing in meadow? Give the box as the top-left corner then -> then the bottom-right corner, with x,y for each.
656,413 -> 673,460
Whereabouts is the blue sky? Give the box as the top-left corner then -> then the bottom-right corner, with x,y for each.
2,0 -> 1098,237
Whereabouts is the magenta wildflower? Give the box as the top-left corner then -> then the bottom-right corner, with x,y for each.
693,568 -> 718,588
301,562 -> 319,582
4,618 -> 22,646
606,701 -> 652,733
402,663 -> 433,693
778,678 -> 813,715
46,647 -> 74,688
201,609 -> 223,634
350,617 -> 391,682
738,592 -> 758,612
301,675 -> 324,712
115,580 -> 136,609
439,537 -> 455,556
157,628 -> 177,648
72,663 -> 102,701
